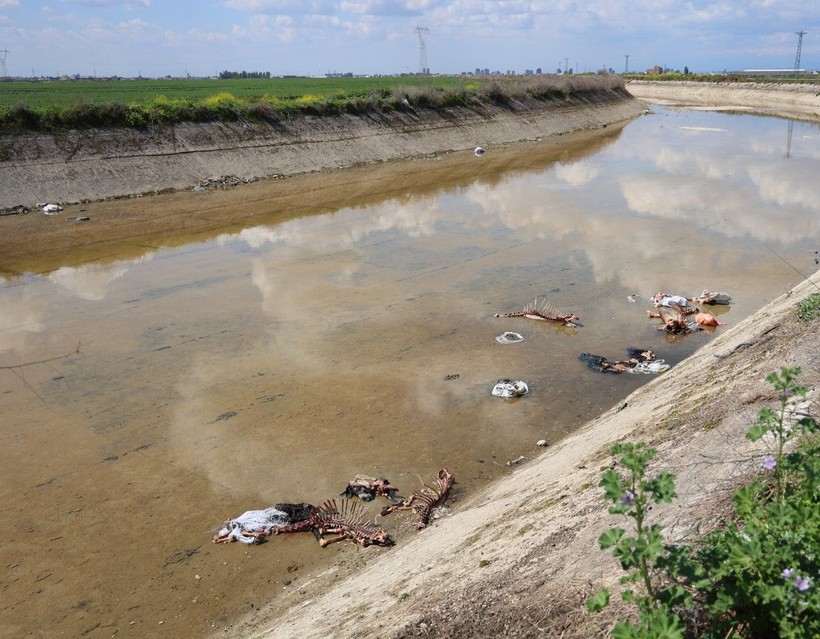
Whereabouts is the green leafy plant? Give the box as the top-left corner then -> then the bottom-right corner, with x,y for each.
689,367 -> 818,638
589,368 -> 818,639
746,366 -> 817,500
587,442 -> 688,638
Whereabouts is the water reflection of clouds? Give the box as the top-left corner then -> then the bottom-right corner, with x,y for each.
554,161 -> 600,186
746,161 -> 820,213
618,118 -> 820,245
210,115 -> 820,315
0,288 -> 47,357
235,198 -> 440,253
46,253 -> 155,301
486,187 -> 581,239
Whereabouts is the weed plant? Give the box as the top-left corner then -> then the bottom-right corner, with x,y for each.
795,292 -> 820,322
588,367 -> 818,638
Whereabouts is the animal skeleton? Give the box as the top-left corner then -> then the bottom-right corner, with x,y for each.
380,468 -> 455,529
495,298 -> 579,326
268,500 -> 393,547
214,499 -> 393,548
304,499 -> 394,547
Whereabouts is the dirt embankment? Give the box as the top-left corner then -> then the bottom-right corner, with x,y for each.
0,89 -> 644,211
627,79 -> 820,120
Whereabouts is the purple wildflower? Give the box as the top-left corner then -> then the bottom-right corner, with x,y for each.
782,568 -> 794,578
620,490 -> 635,506
762,455 -> 777,470
782,389 -> 792,398
795,576 -> 810,592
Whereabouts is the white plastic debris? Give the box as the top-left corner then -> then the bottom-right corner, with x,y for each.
41,203 -> 63,214
492,379 -> 529,398
215,506 -> 296,544
628,360 -> 670,374
474,147 -> 485,155
495,331 -> 524,344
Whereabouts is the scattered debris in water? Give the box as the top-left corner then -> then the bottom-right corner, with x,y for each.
492,379 -> 529,398
39,203 -> 63,214
0,204 -> 30,216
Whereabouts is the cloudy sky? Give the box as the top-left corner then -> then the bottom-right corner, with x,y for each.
0,1 -> 817,78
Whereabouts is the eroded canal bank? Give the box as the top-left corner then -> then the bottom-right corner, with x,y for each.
0,89 -> 644,211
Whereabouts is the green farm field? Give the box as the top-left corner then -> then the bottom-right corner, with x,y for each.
0,75 -> 465,108
0,74 -> 624,132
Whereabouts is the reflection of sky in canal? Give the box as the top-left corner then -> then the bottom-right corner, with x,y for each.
2,108 -> 818,377
226,108 -> 818,309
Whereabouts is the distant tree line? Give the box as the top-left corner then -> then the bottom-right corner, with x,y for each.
219,70 -> 271,79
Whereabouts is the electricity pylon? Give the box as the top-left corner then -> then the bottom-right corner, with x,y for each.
416,27 -> 429,75
794,31 -> 807,71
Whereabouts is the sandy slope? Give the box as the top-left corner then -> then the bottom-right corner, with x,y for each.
627,79 -> 820,121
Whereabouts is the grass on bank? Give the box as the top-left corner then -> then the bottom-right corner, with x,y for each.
0,74 -> 626,133
624,71 -> 820,85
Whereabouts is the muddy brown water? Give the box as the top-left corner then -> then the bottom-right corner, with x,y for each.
1,106 -> 819,639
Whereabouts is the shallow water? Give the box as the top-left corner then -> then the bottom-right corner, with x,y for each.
1,106 -> 819,638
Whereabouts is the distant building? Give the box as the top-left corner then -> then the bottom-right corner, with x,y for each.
646,65 -> 663,75
740,69 -> 808,76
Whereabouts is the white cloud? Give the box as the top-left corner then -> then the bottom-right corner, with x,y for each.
3,0 -> 819,77
60,0 -> 151,8
222,0 -> 335,13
